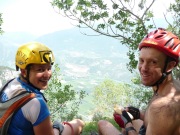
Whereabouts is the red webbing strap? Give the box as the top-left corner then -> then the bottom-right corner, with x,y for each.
0,93 -> 36,127
63,121 -> 74,135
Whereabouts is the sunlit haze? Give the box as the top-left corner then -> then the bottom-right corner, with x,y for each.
0,0 -> 74,36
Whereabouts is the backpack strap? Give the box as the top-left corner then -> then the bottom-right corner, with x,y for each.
0,78 -> 14,94
0,92 -> 36,135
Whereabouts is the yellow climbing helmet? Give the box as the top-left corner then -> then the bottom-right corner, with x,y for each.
15,42 -> 55,70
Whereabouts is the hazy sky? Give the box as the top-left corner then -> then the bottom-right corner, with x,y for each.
0,0 -> 74,36
0,0 -> 173,36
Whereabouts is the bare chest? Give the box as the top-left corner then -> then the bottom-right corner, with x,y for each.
144,93 -> 180,134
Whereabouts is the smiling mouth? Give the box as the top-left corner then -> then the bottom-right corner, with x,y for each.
141,73 -> 152,82
39,80 -> 49,84
141,73 -> 150,77
41,80 -> 48,82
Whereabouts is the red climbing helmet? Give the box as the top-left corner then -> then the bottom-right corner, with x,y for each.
139,28 -> 180,64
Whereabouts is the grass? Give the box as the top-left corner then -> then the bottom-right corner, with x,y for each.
81,117 -> 121,135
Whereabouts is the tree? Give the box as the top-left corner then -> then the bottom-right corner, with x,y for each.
51,0 -> 160,72
92,79 -> 152,117
0,13 -> 3,34
165,0 -> 180,80
44,64 -> 86,121
51,0 -> 179,72
167,0 -> 180,37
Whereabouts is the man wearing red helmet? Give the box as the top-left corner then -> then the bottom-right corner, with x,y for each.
97,28 -> 180,135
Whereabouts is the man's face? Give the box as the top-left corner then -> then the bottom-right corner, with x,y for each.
138,47 -> 167,86
28,63 -> 52,90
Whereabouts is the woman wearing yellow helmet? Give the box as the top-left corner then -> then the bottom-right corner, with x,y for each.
15,42 -> 55,90
0,42 -> 84,135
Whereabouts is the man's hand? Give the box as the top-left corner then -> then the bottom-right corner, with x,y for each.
126,106 -> 140,120
113,110 -> 132,128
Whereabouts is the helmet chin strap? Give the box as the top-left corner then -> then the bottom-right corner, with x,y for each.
151,57 -> 171,96
152,72 -> 171,96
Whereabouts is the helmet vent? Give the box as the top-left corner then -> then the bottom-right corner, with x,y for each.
155,35 -> 164,39
154,30 -> 158,33
161,32 -> 167,34
165,38 -> 174,48
173,43 -> 180,51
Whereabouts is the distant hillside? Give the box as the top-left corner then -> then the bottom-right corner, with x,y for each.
0,27 -> 132,80
35,28 -> 133,86
0,66 -> 18,88
0,27 -> 135,117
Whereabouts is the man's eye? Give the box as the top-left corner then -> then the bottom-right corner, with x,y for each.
152,61 -> 157,64
139,59 -> 143,63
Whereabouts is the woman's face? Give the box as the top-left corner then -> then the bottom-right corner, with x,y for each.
138,47 -> 167,86
28,63 -> 52,90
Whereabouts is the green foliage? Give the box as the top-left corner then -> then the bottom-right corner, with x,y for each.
82,115 -> 120,135
0,13 -> 3,34
92,79 -> 152,117
92,111 -> 104,122
82,121 -> 98,135
44,64 -> 86,121
166,0 -> 180,79
167,0 -> 180,37
51,0 -> 180,74
130,84 -> 152,109
93,79 -> 128,117
51,0 -> 157,72
172,67 -> 180,80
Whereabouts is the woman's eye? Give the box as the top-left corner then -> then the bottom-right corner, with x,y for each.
48,67 -> 52,71
37,68 -> 44,72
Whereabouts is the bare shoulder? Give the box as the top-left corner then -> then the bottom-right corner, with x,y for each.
173,80 -> 180,112
147,89 -> 180,134
150,79 -> 180,113
150,90 -> 180,120
149,95 -> 179,118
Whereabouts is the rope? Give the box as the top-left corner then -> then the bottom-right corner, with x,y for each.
63,122 -> 74,135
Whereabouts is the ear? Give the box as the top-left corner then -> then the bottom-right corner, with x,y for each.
20,69 -> 27,77
166,61 -> 176,72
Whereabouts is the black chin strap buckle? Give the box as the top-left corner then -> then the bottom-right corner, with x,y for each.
153,71 -> 172,96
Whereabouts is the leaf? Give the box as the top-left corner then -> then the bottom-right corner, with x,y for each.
112,3 -> 119,9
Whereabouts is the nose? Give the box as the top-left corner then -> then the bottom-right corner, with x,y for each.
139,62 -> 148,71
43,69 -> 52,78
